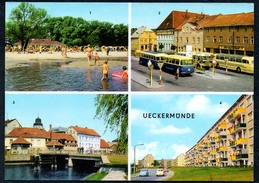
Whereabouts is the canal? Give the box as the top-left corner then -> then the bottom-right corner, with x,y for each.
5,165 -> 93,180
5,61 -> 128,91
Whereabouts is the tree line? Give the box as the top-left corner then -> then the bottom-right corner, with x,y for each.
6,2 -> 128,51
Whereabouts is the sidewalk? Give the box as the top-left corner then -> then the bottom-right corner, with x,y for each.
101,155 -> 110,164
131,70 -> 165,89
194,70 -> 231,80
102,168 -> 127,181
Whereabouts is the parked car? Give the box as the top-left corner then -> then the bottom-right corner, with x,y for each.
164,167 -> 169,172
139,169 -> 149,177
156,168 -> 165,176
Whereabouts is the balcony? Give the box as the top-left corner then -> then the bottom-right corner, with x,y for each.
219,135 -> 227,139
228,108 -> 246,122
230,155 -> 236,161
217,122 -> 227,131
228,127 -> 235,134
236,154 -> 248,159
210,141 -> 215,145
219,146 -> 228,151
235,138 -> 248,145
220,158 -> 228,162
234,123 -> 246,132
229,141 -> 236,147
210,150 -> 217,155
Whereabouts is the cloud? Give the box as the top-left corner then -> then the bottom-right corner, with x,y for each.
171,144 -> 190,158
150,125 -> 191,135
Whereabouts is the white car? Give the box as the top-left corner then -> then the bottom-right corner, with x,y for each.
156,168 -> 164,176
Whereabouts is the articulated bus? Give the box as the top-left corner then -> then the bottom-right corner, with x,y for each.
214,54 -> 254,74
138,51 -> 168,69
162,55 -> 194,76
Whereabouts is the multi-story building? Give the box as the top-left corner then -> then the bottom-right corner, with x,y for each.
131,26 -> 157,53
203,12 -> 254,56
157,159 -> 174,168
156,10 -> 202,53
66,126 -> 101,153
185,95 -> 254,167
174,153 -> 185,167
138,154 -> 154,168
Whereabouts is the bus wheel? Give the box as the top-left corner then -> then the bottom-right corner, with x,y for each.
236,67 -> 241,73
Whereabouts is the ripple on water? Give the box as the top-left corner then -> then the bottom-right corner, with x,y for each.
5,62 -> 128,91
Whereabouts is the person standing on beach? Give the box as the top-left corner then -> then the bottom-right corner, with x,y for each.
86,44 -> 92,66
101,60 -> 109,81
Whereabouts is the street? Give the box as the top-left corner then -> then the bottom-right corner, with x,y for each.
131,56 -> 254,92
131,169 -> 174,181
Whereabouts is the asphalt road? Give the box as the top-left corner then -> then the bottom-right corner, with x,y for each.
131,169 -> 174,181
131,56 -> 254,92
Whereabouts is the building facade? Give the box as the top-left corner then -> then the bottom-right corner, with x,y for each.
131,26 -> 157,53
66,126 -> 101,154
185,95 -> 254,167
5,119 -> 22,135
156,10 -> 203,53
174,153 -> 185,167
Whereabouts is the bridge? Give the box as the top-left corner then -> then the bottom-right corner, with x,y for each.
32,152 -> 106,171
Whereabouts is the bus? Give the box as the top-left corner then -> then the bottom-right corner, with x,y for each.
162,54 -> 194,76
138,51 -> 168,69
192,52 -> 214,70
214,54 -> 254,74
177,52 -> 192,58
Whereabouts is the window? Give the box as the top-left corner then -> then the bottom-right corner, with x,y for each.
228,36 -> 232,43
180,37 -> 182,43
244,37 -> 248,44
192,37 -> 195,43
197,37 -> 200,44
251,37 -> 254,44
248,112 -> 253,122
37,140 -> 41,145
247,96 -> 253,106
186,37 -> 188,43
248,128 -> 254,137
213,36 -> 216,43
219,36 -> 223,43
206,36 -> 210,42
235,37 -> 240,44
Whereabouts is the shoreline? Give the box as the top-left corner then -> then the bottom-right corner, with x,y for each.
5,51 -> 128,70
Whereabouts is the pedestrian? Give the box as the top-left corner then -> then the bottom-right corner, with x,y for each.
121,66 -> 128,79
101,59 -> 109,81
86,44 -> 92,66
175,67 -> 180,80
106,47 -> 110,56
95,52 -> 100,66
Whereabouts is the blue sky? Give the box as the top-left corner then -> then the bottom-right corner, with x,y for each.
130,94 -> 243,163
5,2 -> 128,25
5,93 -> 119,142
131,3 -> 254,29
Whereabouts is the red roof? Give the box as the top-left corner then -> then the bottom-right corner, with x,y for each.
46,141 -> 64,147
6,128 -> 49,138
100,139 -> 110,148
12,137 -> 31,145
50,132 -> 76,141
157,10 -> 202,30
71,126 -> 101,137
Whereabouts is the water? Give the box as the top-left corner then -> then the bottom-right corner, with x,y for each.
5,165 -> 91,180
5,61 -> 128,91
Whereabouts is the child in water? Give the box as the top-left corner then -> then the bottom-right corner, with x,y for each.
95,52 -> 100,66
121,66 -> 128,79
101,60 -> 109,81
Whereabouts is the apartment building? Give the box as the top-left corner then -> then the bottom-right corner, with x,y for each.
174,153 -> 185,167
185,95 -> 254,167
138,154 -> 154,168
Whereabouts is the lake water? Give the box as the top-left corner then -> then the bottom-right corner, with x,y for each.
5,61 -> 128,91
5,165 -> 92,180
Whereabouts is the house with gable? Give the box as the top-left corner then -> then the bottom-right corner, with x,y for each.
66,126 -> 101,154
131,26 -> 157,52
5,119 -> 22,135
156,10 -> 202,52
100,139 -> 111,154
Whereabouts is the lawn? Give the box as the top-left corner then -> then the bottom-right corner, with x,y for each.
85,172 -> 108,180
107,155 -> 128,165
166,167 -> 253,181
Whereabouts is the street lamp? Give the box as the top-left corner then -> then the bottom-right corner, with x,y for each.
134,143 -> 144,175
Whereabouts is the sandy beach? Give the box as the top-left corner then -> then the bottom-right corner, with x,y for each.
5,51 -> 128,70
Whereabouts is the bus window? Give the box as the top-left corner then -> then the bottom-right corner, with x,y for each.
175,59 -> 179,65
220,55 -> 225,60
229,56 -> 235,62
242,59 -> 249,64
236,57 -> 242,63
182,59 -> 193,65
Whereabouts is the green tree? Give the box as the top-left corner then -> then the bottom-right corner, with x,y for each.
159,43 -> 164,51
6,2 -> 49,51
94,94 -> 128,153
